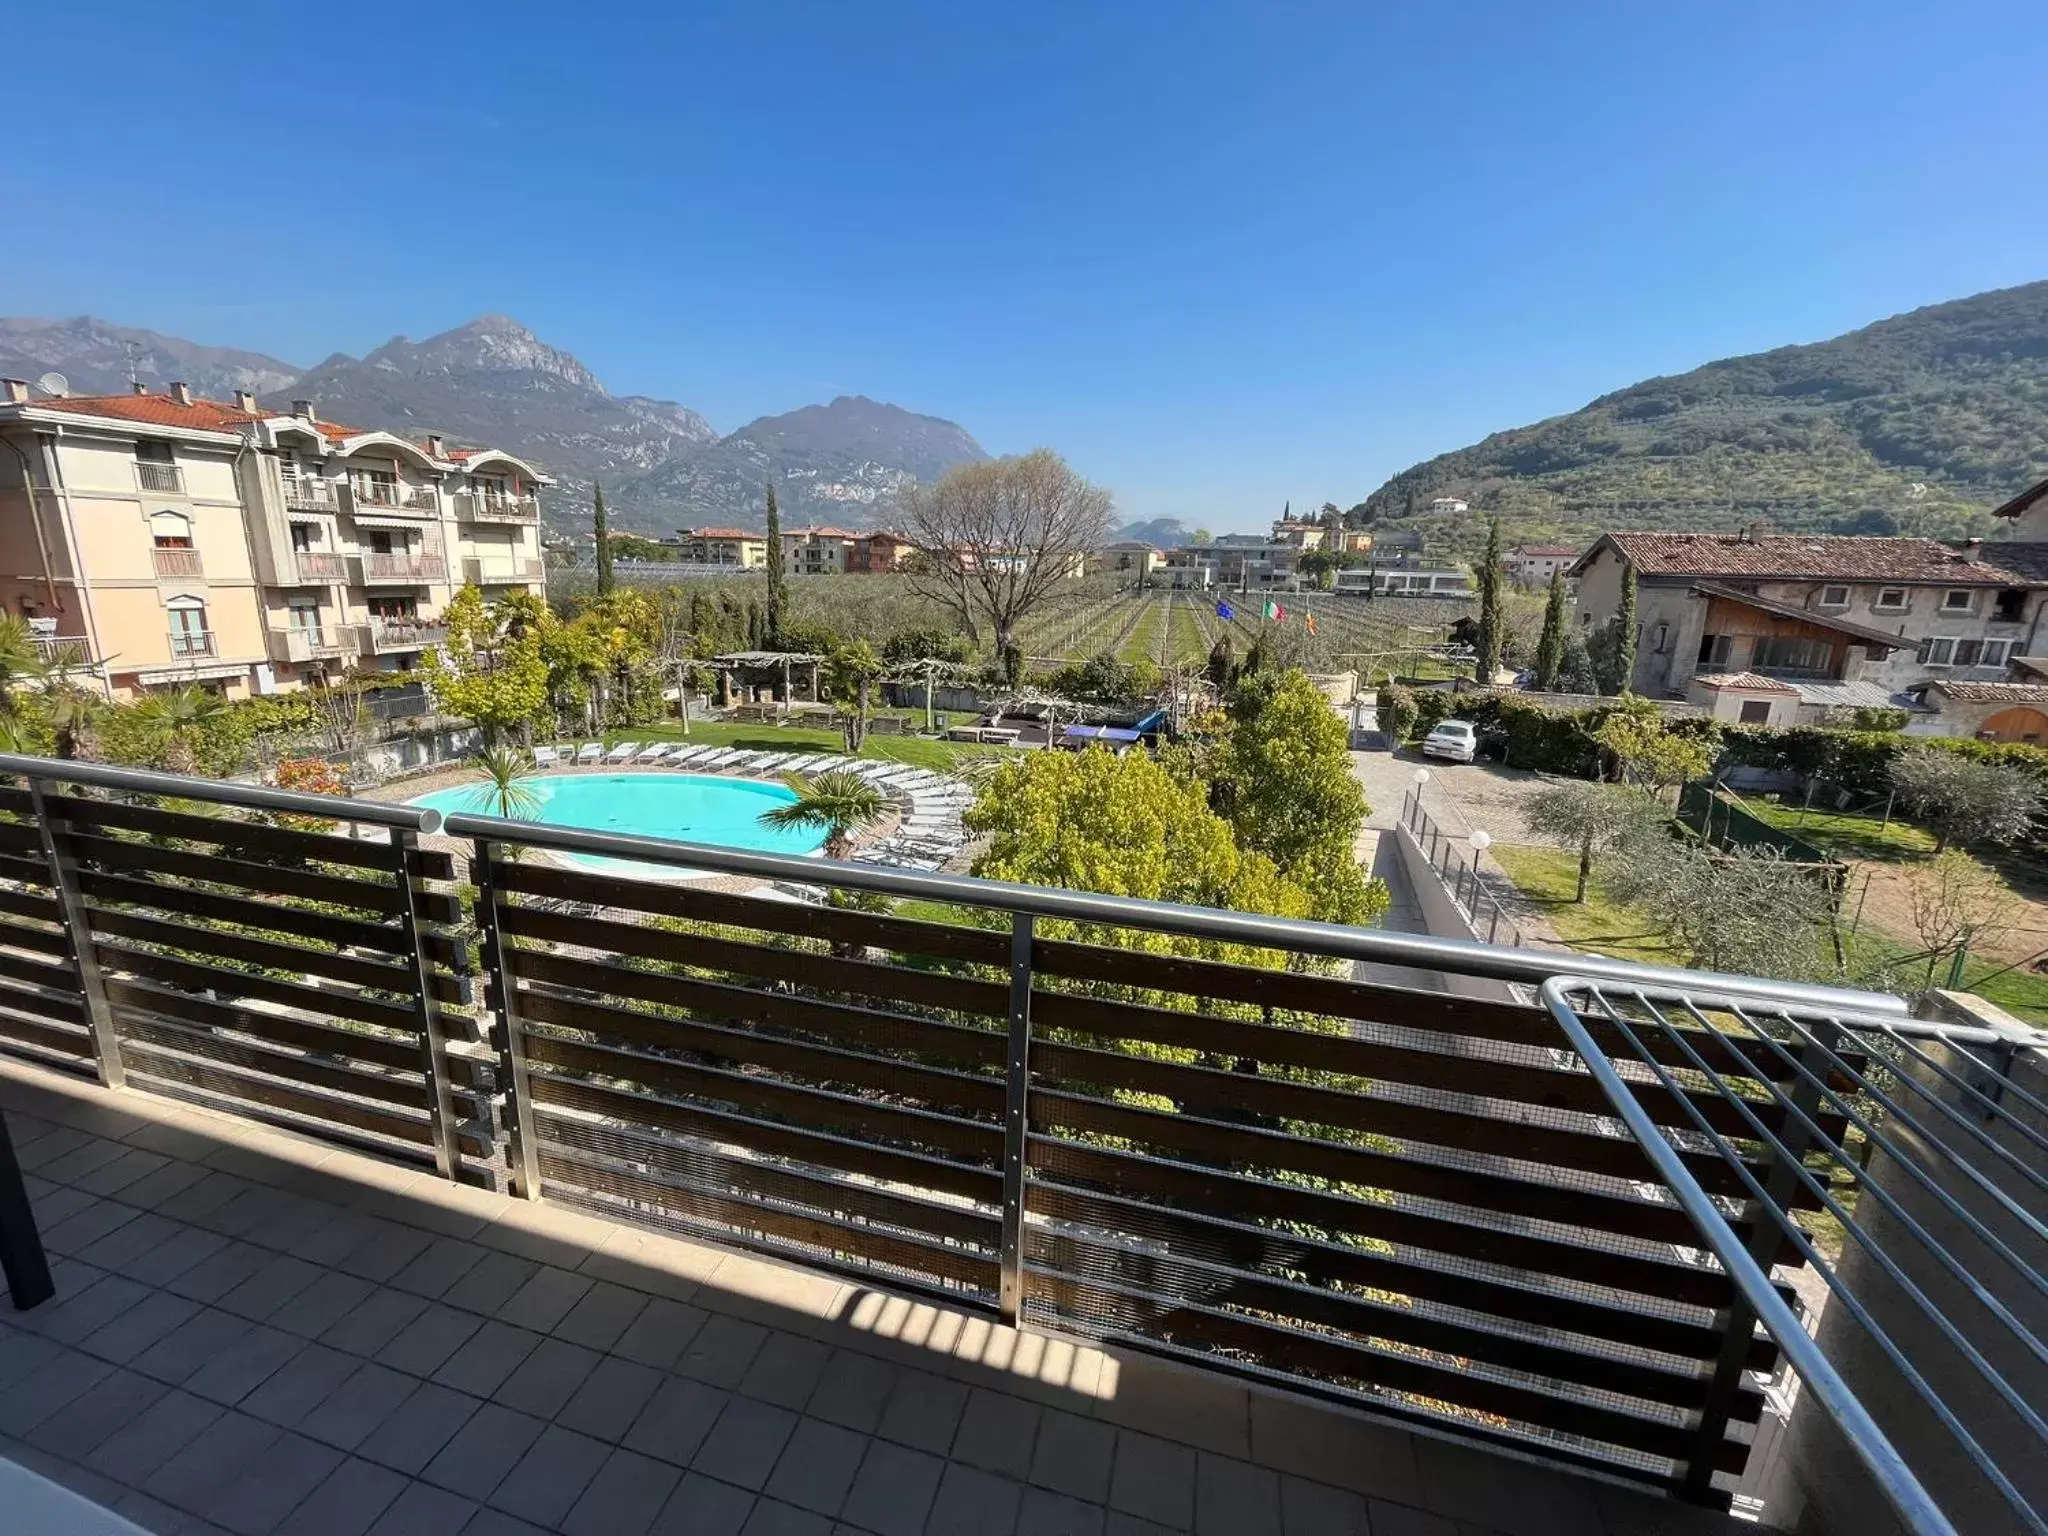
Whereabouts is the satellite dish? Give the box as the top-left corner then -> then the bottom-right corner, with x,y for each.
36,373 -> 68,399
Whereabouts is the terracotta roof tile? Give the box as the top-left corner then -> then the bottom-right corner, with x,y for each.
1596,531 -> 2030,585
20,392 -> 270,433
1693,672 -> 1800,694
1924,680 -> 2048,704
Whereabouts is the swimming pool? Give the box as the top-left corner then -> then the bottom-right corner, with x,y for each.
408,772 -> 825,875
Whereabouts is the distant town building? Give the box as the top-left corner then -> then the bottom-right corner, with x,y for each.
848,530 -> 911,573
674,527 -> 770,567
1423,495 -> 1469,515
1268,518 -> 1328,549
1570,529 -> 2047,716
1092,541 -> 1167,577
1504,544 -> 1580,587
1333,565 -> 1474,598
0,379 -> 547,699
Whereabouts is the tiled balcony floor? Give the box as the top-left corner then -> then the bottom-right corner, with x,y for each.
0,1059 -> 1748,1536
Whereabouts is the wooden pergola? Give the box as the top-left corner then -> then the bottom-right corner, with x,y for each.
711,650 -> 825,711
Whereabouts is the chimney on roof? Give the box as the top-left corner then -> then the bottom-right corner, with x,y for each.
292,399 -> 315,422
426,434 -> 446,457
131,380 -> 149,396
168,382 -> 192,406
1,380 -> 28,405
233,389 -> 257,413
1961,537 -> 1984,560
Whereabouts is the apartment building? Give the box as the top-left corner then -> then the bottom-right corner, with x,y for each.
847,530 -> 911,572
1333,563 -> 1475,597
778,525 -> 857,575
1091,540 -> 1166,578
1570,529 -> 2047,717
0,380 -> 548,699
673,527 -> 769,567
1504,543 -> 1580,586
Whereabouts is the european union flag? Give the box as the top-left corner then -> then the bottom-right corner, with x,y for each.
1215,599 -> 1235,620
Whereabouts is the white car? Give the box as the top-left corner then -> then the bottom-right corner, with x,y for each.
1421,719 -> 1479,763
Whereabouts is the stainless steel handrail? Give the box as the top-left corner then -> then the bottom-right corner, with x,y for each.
1539,975 -> 2048,1536
0,754 -> 442,833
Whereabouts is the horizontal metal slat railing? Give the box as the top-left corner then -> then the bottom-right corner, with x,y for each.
6,752 -> 2018,1525
1540,978 -> 2048,1536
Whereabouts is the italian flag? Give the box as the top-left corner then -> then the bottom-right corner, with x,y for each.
1263,598 -> 1285,623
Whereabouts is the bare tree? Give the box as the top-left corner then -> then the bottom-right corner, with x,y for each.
903,450 -> 1114,666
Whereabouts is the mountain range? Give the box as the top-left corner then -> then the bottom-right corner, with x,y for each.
1362,278 -> 2048,546
0,314 -> 988,535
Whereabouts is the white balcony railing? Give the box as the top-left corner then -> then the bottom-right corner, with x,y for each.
30,635 -> 92,667
294,551 -> 349,583
462,556 -> 546,585
358,552 -> 448,583
134,462 -> 184,494
457,492 -> 540,523
282,477 -> 337,511
150,546 -> 204,580
360,620 -> 447,653
348,481 -> 439,513
268,626 -> 352,664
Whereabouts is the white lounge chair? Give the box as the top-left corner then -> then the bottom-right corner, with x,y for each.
663,746 -> 709,766
606,742 -> 642,763
575,743 -> 604,764
532,745 -> 560,768
636,743 -> 672,764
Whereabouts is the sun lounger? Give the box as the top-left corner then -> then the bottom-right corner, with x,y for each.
666,746 -> 714,766
532,745 -> 559,767
575,743 -> 604,763
606,742 -> 642,763
635,743 -> 672,764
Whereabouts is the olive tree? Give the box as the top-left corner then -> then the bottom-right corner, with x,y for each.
1526,780 -> 1668,902
1888,746 -> 2046,854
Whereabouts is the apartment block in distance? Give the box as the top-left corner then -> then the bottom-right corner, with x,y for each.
0,380 -> 549,699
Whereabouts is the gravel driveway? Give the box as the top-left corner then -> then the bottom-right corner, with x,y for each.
1351,746 -> 1550,843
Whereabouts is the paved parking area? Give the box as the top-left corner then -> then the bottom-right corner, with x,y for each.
0,1060 -> 1743,1536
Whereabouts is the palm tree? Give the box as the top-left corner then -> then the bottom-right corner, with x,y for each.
134,685 -> 225,775
468,745 -> 541,821
0,616 -> 46,732
44,683 -> 103,763
758,768 -> 887,860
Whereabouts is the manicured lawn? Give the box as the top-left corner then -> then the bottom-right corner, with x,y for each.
1738,798 -> 1939,862
1488,845 -> 1683,967
609,718 -> 995,773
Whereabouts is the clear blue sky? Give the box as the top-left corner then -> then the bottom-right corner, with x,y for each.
6,1 -> 2043,531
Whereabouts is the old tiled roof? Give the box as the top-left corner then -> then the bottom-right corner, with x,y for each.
1693,672 -> 1800,693
1923,680 -> 2048,704
1511,544 -> 1580,557
2010,656 -> 2048,681
16,392 -> 270,434
1991,475 -> 2048,521
1592,531 -> 2028,585
685,527 -> 762,540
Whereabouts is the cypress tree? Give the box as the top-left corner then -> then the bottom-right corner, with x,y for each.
1533,569 -> 1567,691
1474,518 -> 1503,682
1611,565 -> 1638,695
763,480 -> 787,649
593,481 -> 614,597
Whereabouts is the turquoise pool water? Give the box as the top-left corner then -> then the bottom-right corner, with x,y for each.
409,772 -> 824,874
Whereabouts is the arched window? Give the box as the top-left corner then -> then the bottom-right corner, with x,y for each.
149,510 -> 193,549
165,594 -> 212,657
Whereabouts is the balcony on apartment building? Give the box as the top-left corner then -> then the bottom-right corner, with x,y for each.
455,490 -> 541,523
339,481 -> 440,517
358,617 -> 447,653
149,546 -> 205,580
280,476 -> 338,512
27,633 -> 92,667
292,551 -> 349,583
133,461 -> 185,495
165,628 -> 215,658
354,550 -> 449,585
0,755 -> 2036,1536
265,625 -> 355,665
462,555 -> 545,585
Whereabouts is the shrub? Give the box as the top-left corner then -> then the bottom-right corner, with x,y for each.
1376,683 -> 1418,744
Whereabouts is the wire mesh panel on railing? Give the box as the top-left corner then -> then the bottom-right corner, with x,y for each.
1016,935 -> 1831,1499
472,850 -> 1012,1303
1,769 -> 483,1179
1542,980 -> 2048,1536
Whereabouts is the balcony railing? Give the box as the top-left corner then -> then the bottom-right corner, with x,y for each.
28,634 -> 91,667
456,491 -> 540,522
166,628 -> 215,658
0,752 -> 2032,1536
293,551 -> 348,582
360,619 -> 446,653
150,545 -> 204,579
343,482 -> 440,515
266,625 -> 352,664
282,477 -> 337,510
462,555 -> 546,585
133,461 -> 184,494
357,551 -> 448,583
